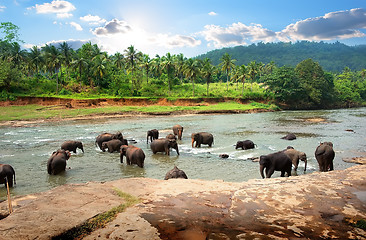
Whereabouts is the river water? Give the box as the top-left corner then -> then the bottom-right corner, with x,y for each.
1,108 -> 365,199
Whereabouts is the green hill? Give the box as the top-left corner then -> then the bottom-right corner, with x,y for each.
196,41 -> 366,72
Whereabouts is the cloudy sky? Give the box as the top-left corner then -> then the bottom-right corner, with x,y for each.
1,0 -> 366,57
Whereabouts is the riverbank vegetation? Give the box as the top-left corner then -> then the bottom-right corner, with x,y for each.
1,22 -> 366,110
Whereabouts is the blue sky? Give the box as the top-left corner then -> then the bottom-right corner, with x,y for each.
1,0 -> 366,57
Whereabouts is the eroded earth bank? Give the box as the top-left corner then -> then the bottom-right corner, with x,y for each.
0,164 -> 365,240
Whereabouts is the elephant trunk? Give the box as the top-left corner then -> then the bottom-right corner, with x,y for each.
175,147 -> 180,155
191,138 -> 195,148
260,164 -> 265,179
81,147 -> 84,153
178,130 -> 182,140
120,153 -> 124,163
304,159 -> 307,172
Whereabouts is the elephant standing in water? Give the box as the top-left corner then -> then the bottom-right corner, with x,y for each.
150,138 -> 179,155
173,125 -> 183,140
120,145 -> 145,168
284,148 -> 307,172
191,132 -> 214,148
101,139 -> 124,153
47,149 -> 71,175
164,166 -> 188,180
315,142 -> 335,172
259,151 -> 292,178
95,132 -> 124,150
147,129 -> 159,143
235,140 -> 256,150
281,133 -> 296,140
0,164 -> 16,187
61,140 -> 84,153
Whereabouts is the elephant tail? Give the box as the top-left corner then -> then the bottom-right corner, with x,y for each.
13,171 -> 16,185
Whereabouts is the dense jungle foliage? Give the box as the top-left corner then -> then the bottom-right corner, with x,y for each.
1,22 -> 366,109
197,41 -> 366,72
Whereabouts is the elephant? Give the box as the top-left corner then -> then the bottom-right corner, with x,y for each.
0,164 -> 16,187
259,151 -> 292,178
173,124 -> 184,140
150,138 -> 179,155
47,149 -> 71,175
166,133 -> 177,140
235,140 -> 256,150
164,166 -> 188,180
191,132 -> 214,148
61,140 -> 84,153
120,145 -> 145,168
147,129 -> 159,143
315,142 -> 335,172
95,132 -> 124,150
284,148 -> 307,171
219,154 -> 229,158
281,133 -> 296,140
101,139 -> 124,153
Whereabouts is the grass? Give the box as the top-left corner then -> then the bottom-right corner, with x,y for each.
0,101 -> 278,122
53,188 -> 139,240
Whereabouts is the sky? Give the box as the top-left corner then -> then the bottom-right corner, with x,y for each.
1,0 -> 366,57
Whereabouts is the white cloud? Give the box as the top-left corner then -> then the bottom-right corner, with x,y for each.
208,11 -> 217,16
92,18 -> 132,36
0,5 -> 6,12
69,22 -> 83,31
279,8 -> 366,41
80,14 -> 106,25
31,0 -> 76,15
201,22 -> 276,48
157,34 -> 201,48
57,12 -> 73,18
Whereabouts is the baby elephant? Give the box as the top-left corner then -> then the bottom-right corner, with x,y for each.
284,148 -> 307,172
147,129 -> 159,143
0,164 -> 16,187
235,140 -> 256,150
315,142 -> 335,172
101,139 -> 124,153
47,149 -> 71,175
164,166 -> 188,180
61,140 -> 84,153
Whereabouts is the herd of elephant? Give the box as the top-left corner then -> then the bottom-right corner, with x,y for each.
0,125 -> 336,189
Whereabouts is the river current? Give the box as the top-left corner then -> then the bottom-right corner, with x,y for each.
1,108 -> 365,199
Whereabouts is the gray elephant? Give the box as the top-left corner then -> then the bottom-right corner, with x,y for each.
173,124 -> 184,140
0,164 -> 16,187
164,166 -> 188,180
284,148 -> 307,171
150,138 -> 179,155
235,140 -> 256,150
259,151 -> 292,178
315,142 -> 335,172
166,133 -> 177,140
191,132 -> 214,148
120,145 -> 145,168
101,139 -> 124,153
95,132 -> 124,150
147,129 -> 159,143
281,133 -> 296,140
61,140 -> 84,153
47,149 -> 71,175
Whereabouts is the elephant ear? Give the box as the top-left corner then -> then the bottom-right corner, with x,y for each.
259,156 -> 268,165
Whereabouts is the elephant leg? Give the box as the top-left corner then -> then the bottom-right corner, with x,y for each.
6,176 -> 13,187
280,170 -> 286,177
329,161 -> 334,171
266,168 -> 274,178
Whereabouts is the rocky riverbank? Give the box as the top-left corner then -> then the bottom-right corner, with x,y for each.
0,164 -> 365,239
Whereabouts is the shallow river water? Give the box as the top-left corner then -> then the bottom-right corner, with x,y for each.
1,107 -> 366,199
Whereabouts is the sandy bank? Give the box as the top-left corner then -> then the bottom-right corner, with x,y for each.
0,165 -> 365,239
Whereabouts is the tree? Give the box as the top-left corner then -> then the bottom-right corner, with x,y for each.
140,54 -> 151,84
58,42 -> 73,83
161,52 -> 175,93
124,45 -> 142,93
42,44 -> 62,93
71,54 -> 88,89
295,59 -> 334,106
236,65 -> 248,97
247,61 -> 259,91
0,22 -> 22,43
28,46 -> 43,76
220,53 -> 236,91
183,58 -> 201,97
201,58 -> 216,96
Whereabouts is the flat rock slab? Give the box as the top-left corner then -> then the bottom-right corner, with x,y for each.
1,165 -> 366,239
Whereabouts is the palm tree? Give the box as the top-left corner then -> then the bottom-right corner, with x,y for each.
201,58 -> 216,96
237,65 -> 248,96
247,61 -> 259,92
161,52 -> 175,93
93,54 -> 108,87
124,45 -> 142,93
183,58 -> 201,97
174,53 -> 185,83
42,44 -> 62,93
113,52 -> 125,71
71,54 -> 88,89
220,53 -> 236,91
58,42 -> 73,83
28,46 -> 43,75
140,54 -> 151,84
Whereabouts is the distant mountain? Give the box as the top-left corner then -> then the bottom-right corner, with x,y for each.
196,41 -> 366,72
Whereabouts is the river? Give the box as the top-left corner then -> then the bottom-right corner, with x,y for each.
1,108 -> 365,199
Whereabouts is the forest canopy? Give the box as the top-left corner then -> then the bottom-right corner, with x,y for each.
0,22 -> 366,109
